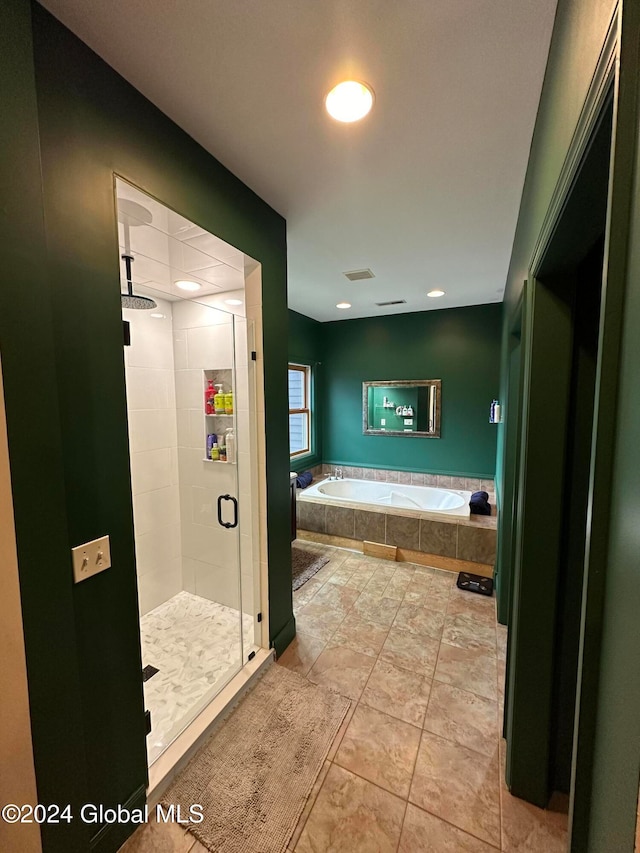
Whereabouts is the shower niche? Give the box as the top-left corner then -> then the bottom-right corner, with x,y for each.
203,368 -> 235,464
116,177 -> 265,768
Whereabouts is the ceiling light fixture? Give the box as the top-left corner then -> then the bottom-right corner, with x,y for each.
224,298 -> 243,306
150,313 -> 166,319
427,289 -> 445,298
336,302 -> 352,309
175,280 -> 201,292
325,81 -> 374,123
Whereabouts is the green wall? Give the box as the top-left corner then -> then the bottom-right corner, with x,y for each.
288,310 -> 323,471
319,305 -> 501,478
0,3 -> 291,851
495,0 -> 640,848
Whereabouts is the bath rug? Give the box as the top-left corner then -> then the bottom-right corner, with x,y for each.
291,545 -> 330,591
160,664 -> 350,853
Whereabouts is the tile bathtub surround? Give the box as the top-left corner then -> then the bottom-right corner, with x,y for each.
126,541 -> 568,853
314,464 -> 495,501
298,495 -> 497,566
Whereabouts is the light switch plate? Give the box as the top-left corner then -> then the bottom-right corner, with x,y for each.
72,535 -> 111,583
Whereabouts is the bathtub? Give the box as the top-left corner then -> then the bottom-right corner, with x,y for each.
301,477 -> 471,518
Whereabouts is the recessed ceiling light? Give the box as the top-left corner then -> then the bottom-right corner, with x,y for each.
175,280 -> 201,292
427,289 -> 445,298
325,81 -> 374,123
336,301 -> 352,309
150,313 -> 165,319
224,298 -> 243,306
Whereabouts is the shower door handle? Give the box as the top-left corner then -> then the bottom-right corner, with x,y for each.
217,494 -> 238,529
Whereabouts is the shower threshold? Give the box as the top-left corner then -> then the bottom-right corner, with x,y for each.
147,647 -> 273,802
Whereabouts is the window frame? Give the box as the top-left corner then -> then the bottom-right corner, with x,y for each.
288,363 -> 311,458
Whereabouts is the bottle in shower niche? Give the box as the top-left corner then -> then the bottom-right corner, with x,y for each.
225,390 -> 234,415
205,380 -> 215,414
214,384 -> 225,414
225,427 -> 236,464
206,433 -> 216,459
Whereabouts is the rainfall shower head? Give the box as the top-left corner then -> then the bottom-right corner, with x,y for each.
117,198 -> 157,310
120,254 -> 157,310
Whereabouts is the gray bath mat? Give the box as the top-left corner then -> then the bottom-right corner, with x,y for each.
292,545 -> 329,590
161,664 -> 350,853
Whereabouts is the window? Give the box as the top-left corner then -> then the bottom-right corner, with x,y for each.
288,364 -> 311,456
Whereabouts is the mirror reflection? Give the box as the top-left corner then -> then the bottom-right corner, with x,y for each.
363,380 -> 441,437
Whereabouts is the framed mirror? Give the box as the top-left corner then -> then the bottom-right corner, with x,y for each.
363,380 -> 441,437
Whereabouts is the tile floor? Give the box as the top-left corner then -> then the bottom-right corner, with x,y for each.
141,590 -> 256,764
121,544 -> 568,852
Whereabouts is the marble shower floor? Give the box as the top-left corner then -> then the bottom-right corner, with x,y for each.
122,545 -> 568,853
140,590 -> 255,765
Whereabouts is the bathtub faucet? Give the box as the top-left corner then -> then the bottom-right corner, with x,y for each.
335,467 -> 343,480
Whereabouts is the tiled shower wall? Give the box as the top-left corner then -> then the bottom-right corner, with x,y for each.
173,300 -> 257,624
124,297 -> 181,616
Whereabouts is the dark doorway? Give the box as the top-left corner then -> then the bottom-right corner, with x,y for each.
505,94 -> 613,804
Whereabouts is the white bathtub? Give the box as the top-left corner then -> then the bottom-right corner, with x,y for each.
301,477 -> 471,518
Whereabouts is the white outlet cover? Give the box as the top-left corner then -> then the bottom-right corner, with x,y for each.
72,535 -> 111,583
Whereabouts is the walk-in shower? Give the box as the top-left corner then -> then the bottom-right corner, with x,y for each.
116,178 -> 264,765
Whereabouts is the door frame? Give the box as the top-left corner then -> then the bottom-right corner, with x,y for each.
505,0 -> 625,818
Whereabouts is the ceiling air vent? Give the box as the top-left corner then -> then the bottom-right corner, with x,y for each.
343,268 -> 375,282
375,299 -> 406,307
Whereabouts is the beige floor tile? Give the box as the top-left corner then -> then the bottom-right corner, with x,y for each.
277,632 -> 327,676
335,704 -> 421,797
442,612 -> 497,654
399,803 -> 498,852
447,591 -> 496,624
430,569 -> 458,588
327,701 -> 356,761
293,578 -> 325,611
423,681 -> 498,756
328,611 -> 390,658
296,764 -> 405,852
380,627 -> 440,677
312,583 -> 360,615
295,602 -> 345,641
434,643 -> 498,701
410,731 -> 501,847
117,817 -> 194,852
289,760 -> 332,849
363,575 -> 392,599
497,623 -> 508,660
500,738 -> 568,852
393,602 -> 445,640
326,567 -> 356,586
423,586 -> 452,610
352,593 -> 400,627
361,659 -> 432,727
307,645 -> 375,700
403,589 -> 429,606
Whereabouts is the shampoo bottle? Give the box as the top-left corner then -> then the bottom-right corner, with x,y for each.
205,380 -> 215,414
214,384 -> 225,414
211,442 -> 219,461
225,427 -> 236,464
225,390 -> 234,415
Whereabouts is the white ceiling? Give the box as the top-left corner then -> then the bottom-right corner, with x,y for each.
41,0 -> 557,322
117,178 -> 246,301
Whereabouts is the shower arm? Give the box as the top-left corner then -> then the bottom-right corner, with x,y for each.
122,253 -> 135,298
